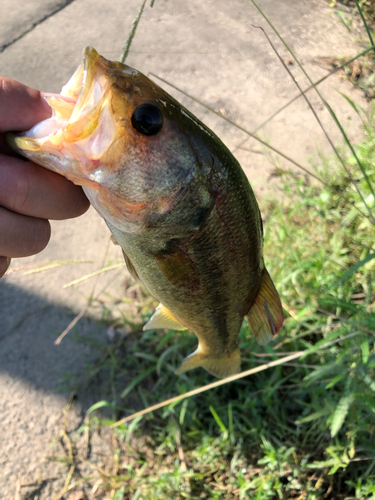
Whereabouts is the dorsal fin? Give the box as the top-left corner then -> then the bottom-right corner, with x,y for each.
143,303 -> 187,331
246,269 -> 284,345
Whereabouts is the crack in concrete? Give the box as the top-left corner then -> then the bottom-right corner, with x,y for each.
0,304 -> 49,342
0,0 -> 76,54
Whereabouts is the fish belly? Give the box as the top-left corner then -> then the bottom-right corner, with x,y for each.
106,180 -> 264,377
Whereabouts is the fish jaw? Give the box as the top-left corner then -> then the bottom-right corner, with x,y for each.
5,47 -> 210,235
4,47 -> 285,379
5,47 -> 116,192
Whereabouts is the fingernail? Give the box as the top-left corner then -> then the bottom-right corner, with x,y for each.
41,92 -> 77,103
40,93 -> 53,114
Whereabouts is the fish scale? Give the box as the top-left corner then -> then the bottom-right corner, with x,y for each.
5,47 -> 284,378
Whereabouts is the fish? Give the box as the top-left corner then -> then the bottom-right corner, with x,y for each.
5,47 -> 284,378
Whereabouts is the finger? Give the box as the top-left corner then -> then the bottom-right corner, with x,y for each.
0,154 -> 90,220
0,256 -> 11,278
0,133 -> 21,157
0,207 -> 51,257
0,78 -> 51,133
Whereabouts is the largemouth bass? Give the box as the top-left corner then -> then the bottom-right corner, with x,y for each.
6,47 -> 283,378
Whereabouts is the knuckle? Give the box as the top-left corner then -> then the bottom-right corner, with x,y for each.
0,158 -> 33,213
13,169 -> 31,212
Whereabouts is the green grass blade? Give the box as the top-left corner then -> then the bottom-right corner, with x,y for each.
250,0 -> 375,225
156,340 -> 187,375
179,399 -> 189,426
354,0 -> 375,52
86,400 -> 127,414
63,263 -> 125,288
360,339 -> 370,364
324,100 -> 375,207
336,90 -> 367,126
357,366 -> 375,392
209,405 -> 227,433
126,415 -> 144,441
359,394 -> 375,414
331,394 -> 355,437
302,331 -> 360,360
138,386 -> 154,419
324,253 -> 375,293
119,0 -> 148,64
121,365 -> 157,398
228,403 -> 234,443
337,10 -> 352,31
296,408 -> 331,425
113,351 -> 305,427
149,73 -> 326,185
252,45 -> 375,135
325,372 -> 346,389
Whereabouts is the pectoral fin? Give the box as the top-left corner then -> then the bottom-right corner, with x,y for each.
143,303 -> 187,331
175,345 -> 241,378
122,250 -> 141,282
110,234 -> 119,245
246,269 -> 284,345
153,240 -> 200,291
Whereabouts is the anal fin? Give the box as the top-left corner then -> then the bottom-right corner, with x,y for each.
246,268 -> 284,345
175,345 -> 241,378
143,303 -> 187,331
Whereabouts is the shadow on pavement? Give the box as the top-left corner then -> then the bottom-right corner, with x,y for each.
0,279 -> 108,403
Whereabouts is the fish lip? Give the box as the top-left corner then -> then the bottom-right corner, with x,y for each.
4,47 -> 90,151
4,47 -> 108,179
6,45 -> 100,129
68,46 -> 100,119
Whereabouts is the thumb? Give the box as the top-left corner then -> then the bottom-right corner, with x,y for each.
0,78 -> 51,133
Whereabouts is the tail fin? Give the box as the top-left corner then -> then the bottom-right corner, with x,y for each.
246,269 -> 284,345
175,345 -> 241,378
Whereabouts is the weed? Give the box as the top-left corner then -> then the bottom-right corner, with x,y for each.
51,112 -> 375,498
47,1 -> 375,499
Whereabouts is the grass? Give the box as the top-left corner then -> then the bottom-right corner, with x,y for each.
326,0 -> 375,98
51,117 -> 375,498
27,1 -> 375,499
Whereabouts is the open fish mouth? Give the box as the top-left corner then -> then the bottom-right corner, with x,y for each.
5,47 -> 115,187
5,47 -> 204,234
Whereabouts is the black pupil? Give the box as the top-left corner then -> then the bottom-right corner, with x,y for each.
131,104 -> 163,136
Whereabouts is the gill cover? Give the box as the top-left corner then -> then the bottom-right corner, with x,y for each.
5,47 -> 213,237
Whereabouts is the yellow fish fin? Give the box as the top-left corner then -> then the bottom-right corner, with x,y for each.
143,303 -> 188,331
246,268 -> 284,345
122,249 -> 141,282
153,241 -> 200,291
175,345 -> 241,378
110,234 -> 119,245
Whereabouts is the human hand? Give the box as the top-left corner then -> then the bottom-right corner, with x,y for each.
0,78 -> 90,277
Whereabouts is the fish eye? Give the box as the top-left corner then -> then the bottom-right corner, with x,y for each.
131,103 -> 164,136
